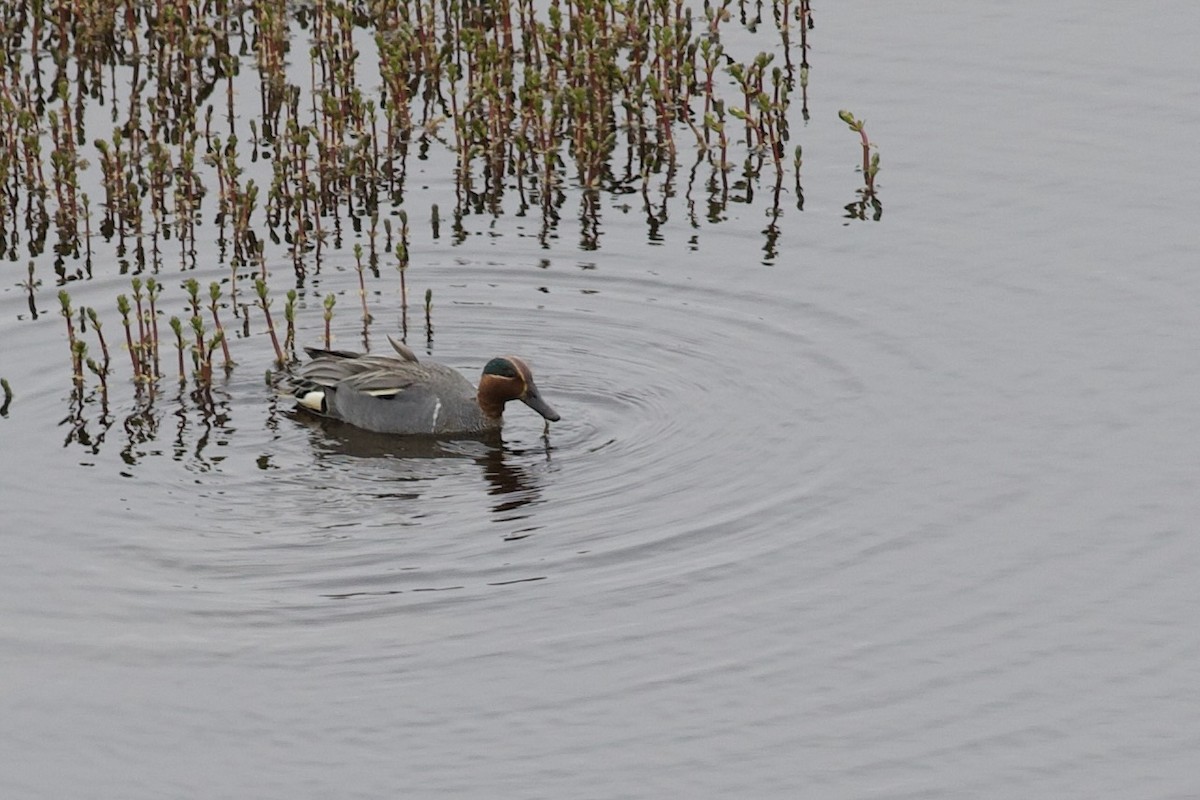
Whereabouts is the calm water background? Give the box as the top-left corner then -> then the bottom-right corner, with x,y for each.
4,1 -> 1200,797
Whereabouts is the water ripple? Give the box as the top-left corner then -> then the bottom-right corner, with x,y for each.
4,252 -> 881,631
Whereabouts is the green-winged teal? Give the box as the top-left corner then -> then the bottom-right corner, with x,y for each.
288,337 -> 560,435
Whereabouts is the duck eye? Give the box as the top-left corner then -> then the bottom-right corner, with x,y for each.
483,358 -> 518,379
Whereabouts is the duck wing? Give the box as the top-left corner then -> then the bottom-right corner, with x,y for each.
327,361 -> 476,434
337,362 -> 429,397
291,348 -> 479,434
296,352 -> 415,389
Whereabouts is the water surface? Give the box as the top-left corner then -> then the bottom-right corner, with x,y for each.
4,2 -> 1200,798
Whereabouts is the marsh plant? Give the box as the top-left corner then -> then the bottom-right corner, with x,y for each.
254,278 -> 285,366
322,292 -> 337,350
838,109 -> 882,221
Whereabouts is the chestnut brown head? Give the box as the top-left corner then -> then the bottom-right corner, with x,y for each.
477,356 -> 560,423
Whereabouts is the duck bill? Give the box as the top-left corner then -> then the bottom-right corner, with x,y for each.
522,387 -> 560,422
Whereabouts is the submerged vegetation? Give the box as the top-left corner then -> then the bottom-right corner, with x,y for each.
2,0 -> 882,445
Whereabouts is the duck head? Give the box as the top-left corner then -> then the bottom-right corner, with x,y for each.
477,356 -> 560,423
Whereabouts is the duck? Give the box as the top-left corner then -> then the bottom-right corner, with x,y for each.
287,336 -> 560,435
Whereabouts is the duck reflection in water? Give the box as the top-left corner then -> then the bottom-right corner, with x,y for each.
287,410 -> 550,517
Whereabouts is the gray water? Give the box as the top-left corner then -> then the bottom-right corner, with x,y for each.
4,2 -> 1200,797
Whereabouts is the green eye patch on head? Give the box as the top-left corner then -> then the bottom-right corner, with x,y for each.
483,357 -> 519,379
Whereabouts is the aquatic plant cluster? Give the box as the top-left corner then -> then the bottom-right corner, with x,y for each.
1,0 -> 879,424
0,0 -> 832,275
